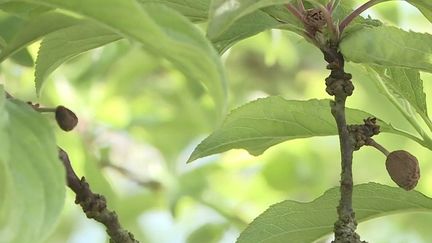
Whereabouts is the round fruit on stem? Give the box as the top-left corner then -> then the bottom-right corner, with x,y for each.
55,106 -> 78,131
385,150 -> 420,191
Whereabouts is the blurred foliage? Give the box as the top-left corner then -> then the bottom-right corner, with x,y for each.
0,1 -> 431,243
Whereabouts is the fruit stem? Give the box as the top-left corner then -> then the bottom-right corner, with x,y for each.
35,107 -> 57,113
365,138 -> 389,156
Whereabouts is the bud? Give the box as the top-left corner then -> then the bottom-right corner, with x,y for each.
55,106 -> 78,131
385,150 -> 420,190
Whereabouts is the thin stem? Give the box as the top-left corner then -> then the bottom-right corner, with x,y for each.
339,0 -> 381,34
419,113 -> 432,134
102,162 -> 161,191
197,197 -> 248,229
365,138 -> 389,156
390,127 -> 430,149
285,3 -> 303,22
297,0 -> 306,12
5,91 -> 12,99
35,107 -> 56,113
318,5 -> 339,42
327,0 -> 336,12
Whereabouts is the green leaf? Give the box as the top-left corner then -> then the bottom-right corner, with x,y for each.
35,22 -> 121,93
349,0 -> 431,23
370,66 -> 428,117
212,10 -> 285,53
340,26 -> 432,73
20,0 -> 227,111
211,4 -> 306,53
187,223 -> 227,243
10,47 -> 33,66
137,0 -> 210,22
408,0 -> 432,23
188,97 -> 392,162
0,2 -> 52,17
237,182 -> 432,243
0,88 -> 65,243
207,0 -> 293,39
0,12 -> 81,63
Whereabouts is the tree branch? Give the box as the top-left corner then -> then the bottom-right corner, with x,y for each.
58,148 -> 139,243
321,44 -> 365,243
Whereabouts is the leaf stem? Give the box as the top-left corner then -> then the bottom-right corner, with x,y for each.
390,127 -> 431,149
297,0 -> 306,12
318,5 -> 339,41
419,113 -> 432,134
339,0 -> 381,34
35,107 -> 56,113
285,3 -> 304,22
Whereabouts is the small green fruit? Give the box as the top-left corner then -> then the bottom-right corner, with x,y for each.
385,150 -> 420,191
55,106 -> 78,131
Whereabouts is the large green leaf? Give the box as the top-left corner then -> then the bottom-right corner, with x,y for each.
211,2 -> 373,53
0,88 -> 65,243
207,0 -> 293,39
187,223 -> 227,243
237,182 -> 432,243
341,0 -> 431,23
370,66 -> 428,117
0,15 -> 35,66
35,22 -> 121,93
0,2 -> 52,17
0,12 -> 81,63
19,0 -> 227,111
212,10 -> 286,53
408,0 -> 432,23
188,97 -> 393,162
340,26 -> 432,73
137,0 -> 210,22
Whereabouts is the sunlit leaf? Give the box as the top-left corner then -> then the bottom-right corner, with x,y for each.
207,0 -> 293,39
0,87 -> 65,243
0,12 -> 80,63
408,0 -> 432,23
138,0 -> 210,22
370,65 -> 428,117
0,2 -> 52,17
35,22 -> 121,93
21,0 -> 227,111
212,10 -> 285,53
340,26 -> 432,73
0,15 -> 35,66
237,182 -> 432,243
187,223 -> 227,243
10,47 -> 33,66
188,97 -> 393,162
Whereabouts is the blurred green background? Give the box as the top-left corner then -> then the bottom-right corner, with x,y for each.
1,1 -> 432,243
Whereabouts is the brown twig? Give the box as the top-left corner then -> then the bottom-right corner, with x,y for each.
58,148 -> 139,243
322,43 -> 365,243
